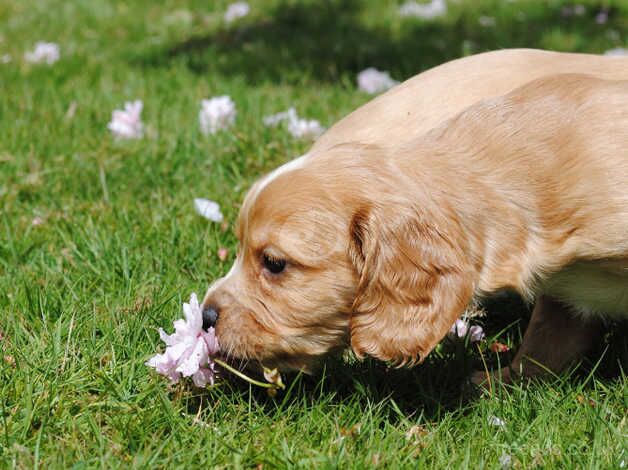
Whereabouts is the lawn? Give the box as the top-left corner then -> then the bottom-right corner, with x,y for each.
1,0 -> 627,468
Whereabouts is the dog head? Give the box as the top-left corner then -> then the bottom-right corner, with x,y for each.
203,144 -> 475,372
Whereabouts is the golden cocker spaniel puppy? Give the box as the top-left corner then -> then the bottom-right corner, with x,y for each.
202,49 -> 628,381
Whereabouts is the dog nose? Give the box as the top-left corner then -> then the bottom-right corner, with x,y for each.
202,305 -> 219,330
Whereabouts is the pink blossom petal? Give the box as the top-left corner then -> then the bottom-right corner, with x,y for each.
192,367 -> 216,387
158,327 -> 177,346
201,328 -> 220,355
468,325 -> 485,343
199,96 -> 236,135
217,247 -> 228,261
146,353 -> 180,383
449,319 -> 468,338
176,337 -> 208,377
108,100 -> 144,139
183,293 -> 203,331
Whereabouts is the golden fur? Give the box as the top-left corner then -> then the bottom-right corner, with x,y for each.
203,49 -> 628,376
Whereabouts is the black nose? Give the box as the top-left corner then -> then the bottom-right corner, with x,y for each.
202,305 -> 219,330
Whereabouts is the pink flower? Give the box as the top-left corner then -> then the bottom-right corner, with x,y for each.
108,100 -> 144,139
146,293 -> 220,387
217,247 -> 229,261
31,216 -> 45,227
448,318 -> 485,343
449,318 -> 468,338
468,325 -> 485,343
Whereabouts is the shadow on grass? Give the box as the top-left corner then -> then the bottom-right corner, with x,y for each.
134,0 -> 623,84
182,292 -> 626,422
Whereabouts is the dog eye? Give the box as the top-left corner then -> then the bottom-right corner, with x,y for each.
262,253 -> 286,274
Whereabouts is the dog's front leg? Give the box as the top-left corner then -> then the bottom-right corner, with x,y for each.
472,295 -> 603,387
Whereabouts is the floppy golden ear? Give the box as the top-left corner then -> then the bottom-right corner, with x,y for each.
348,202 -> 476,366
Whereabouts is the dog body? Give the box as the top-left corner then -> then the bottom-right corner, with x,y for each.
204,50 -> 628,379
313,48 -> 628,152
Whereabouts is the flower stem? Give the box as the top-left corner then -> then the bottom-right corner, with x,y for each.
214,359 -> 281,389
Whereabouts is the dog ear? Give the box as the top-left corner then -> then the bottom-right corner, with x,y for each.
348,202 -> 475,366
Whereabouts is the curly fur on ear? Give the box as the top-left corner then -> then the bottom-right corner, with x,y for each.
348,202 -> 476,366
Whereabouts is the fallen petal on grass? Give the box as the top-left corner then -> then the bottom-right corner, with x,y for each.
108,100 -> 144,139
399,0 -> 447,19
264,107 -> 324,140
24,41 -> 60,64
499,453 -> 512,469
224,2 -> 250,23
194,198 -> 224,222
357,68 -> 399,94
263,107 -> 298,127
488,415 -> 506,427
287,116 -> 324,140
604,47 -> 628,57
199,96 -> 236,135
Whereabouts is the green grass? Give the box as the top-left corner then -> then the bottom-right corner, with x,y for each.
1,0 -> 627,467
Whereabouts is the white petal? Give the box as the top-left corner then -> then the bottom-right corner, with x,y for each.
287,117 -> 324,140
478,16 -> 496,28
183,293 -> 203,332
199,95 -> 236,135
499,453 -> 512,469
165,341 -> 189,362
263,108 -> 297,127
171,318 -> 192,339
224,2 -> 250,23
357,68 -> 399,94
176,337 -> 208,377
468,325 -> 485,343
108,100 -> 144,139
448,319 -> 468,339
488,415 -> 506,427
201,328 -> 220,355
194,198 -> 224,222
399,0 -> 447,19
192,367 -> 216,387
158,327 -> 177,346
604,47 -> 628,57
24,42 -> 60,64
146,352 -> 181,383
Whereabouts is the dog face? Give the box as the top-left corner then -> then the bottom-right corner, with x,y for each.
203,153 -> 358,372
203,145 -> 476,372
